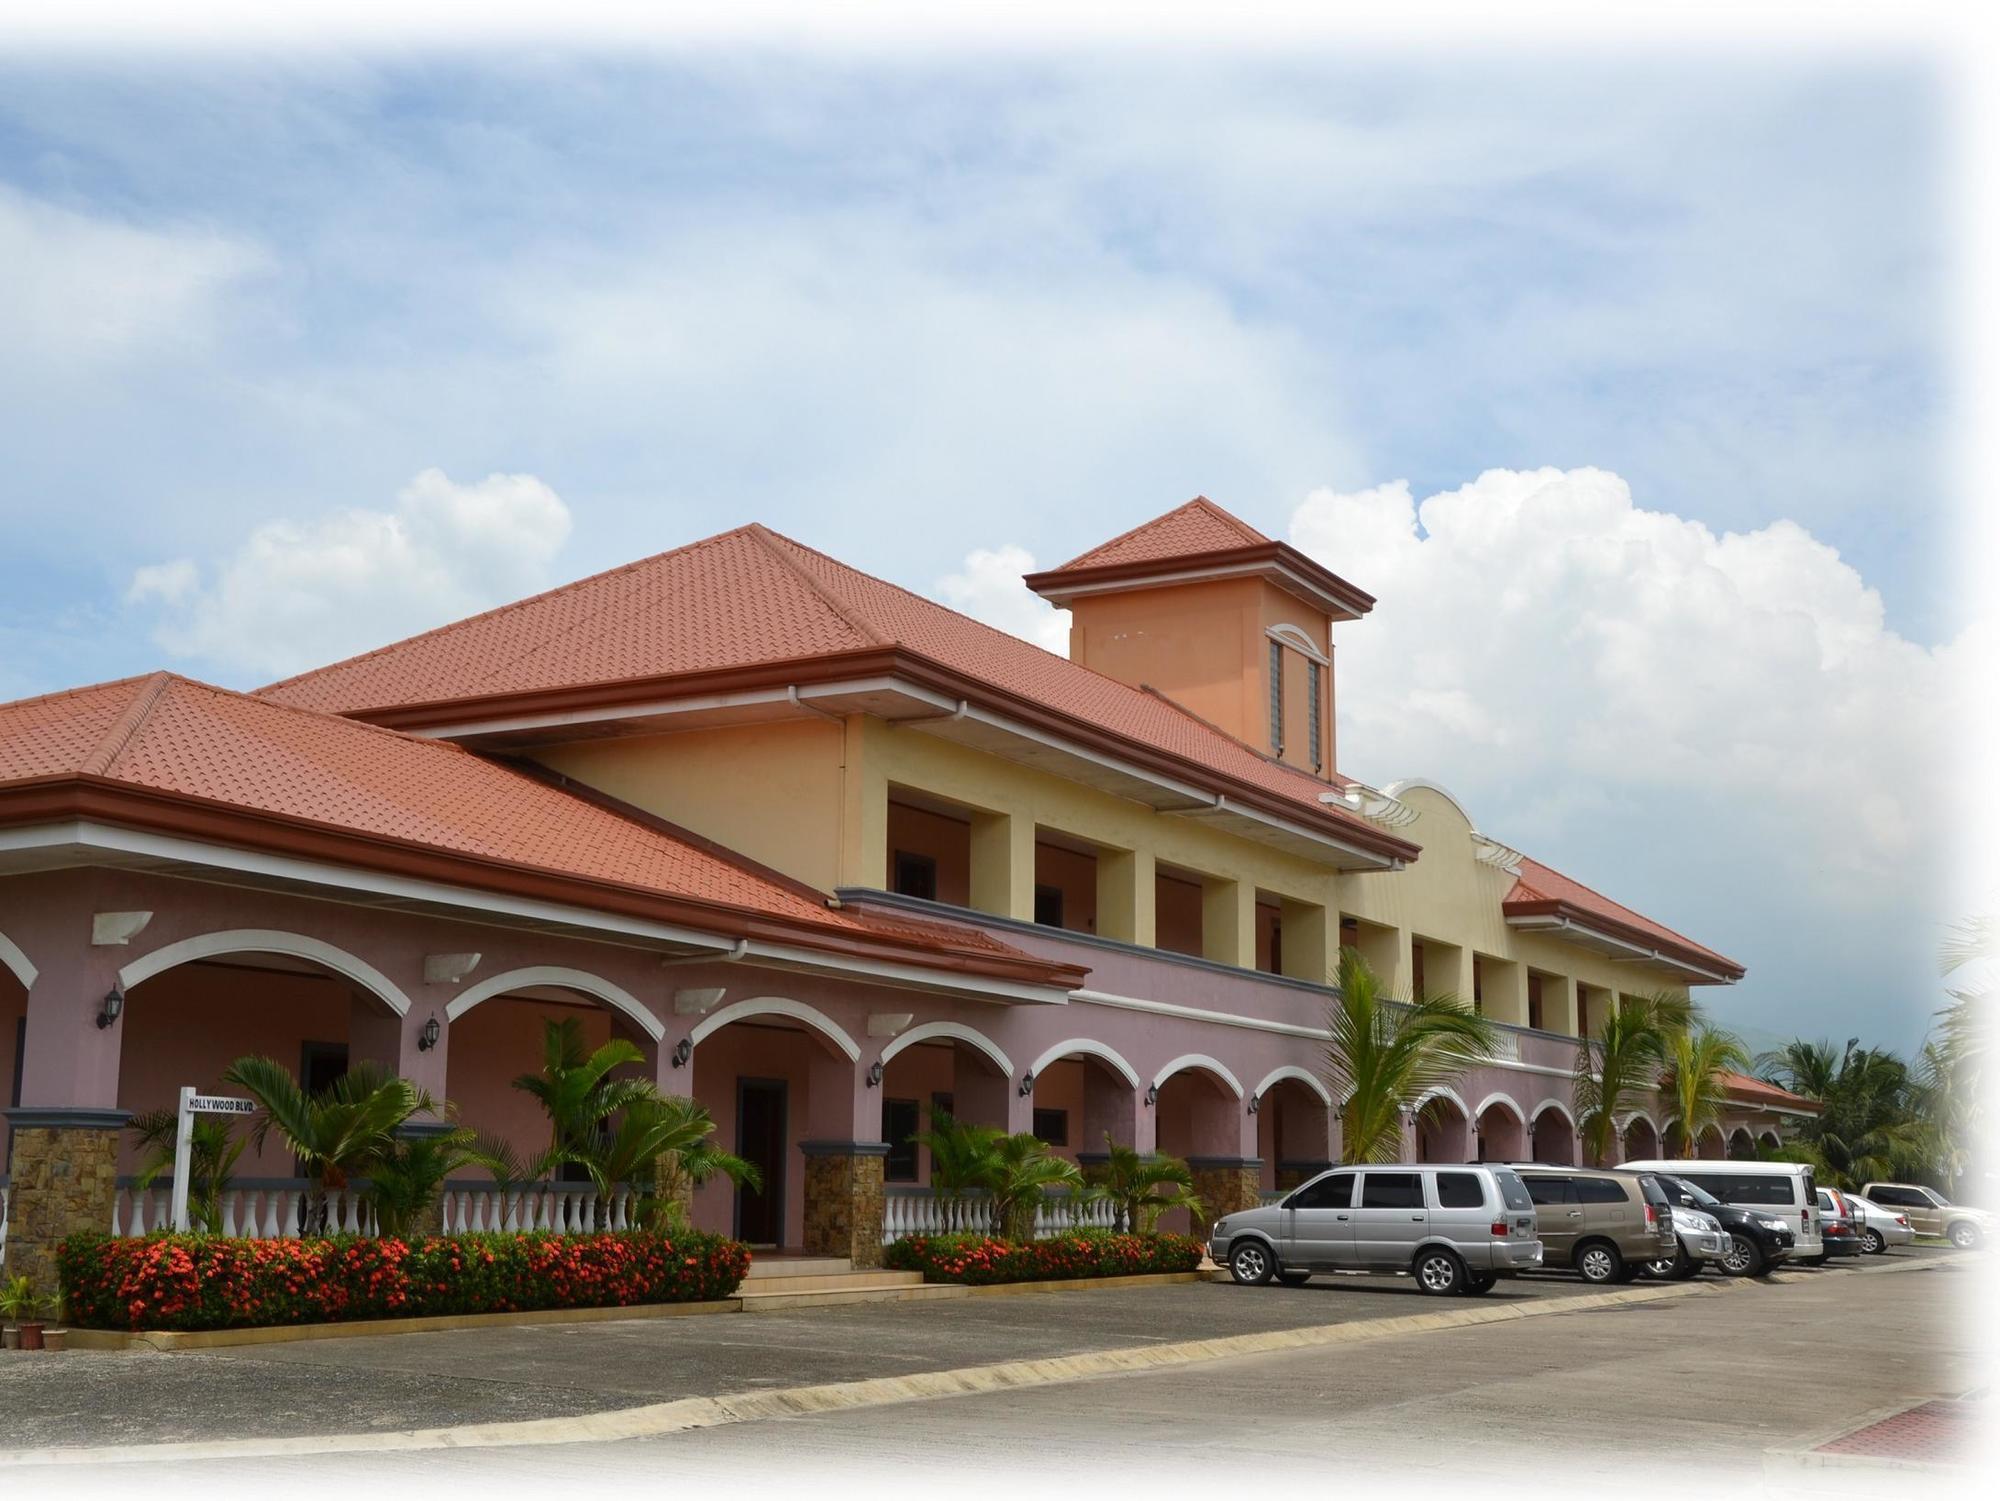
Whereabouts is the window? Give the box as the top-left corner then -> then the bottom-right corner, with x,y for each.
1575,1175 -> 1631,1204
1289,1173 -> 1353,1210
1681,1173 -> 1794,1207
1868,1186 -> 1917,1207
1527,975 -> 1544,1032
1033,883 -> 1064,928
882,1099 -> 920,1183
1032,1108 -> 1069,1146
1307,662 -> 1322,771
1434,1172 -> 1486,1209
1359,1172 -> 1423,1210
1268,639 -> 1284,753
1524,1175 -> 1576,1207
1492,1170 -> 1535,1213
892,851 -> 938,901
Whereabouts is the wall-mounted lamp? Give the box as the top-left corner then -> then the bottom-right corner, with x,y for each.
671,1037 -> 693,1069
417,1014 -> 442,1052
96,983 -> 125,1031
1144,1083 -> 1158,1108
865,1059 -> 884,1088
1017,1069 -> 1036,1098
1247,1093 -> 1261,1116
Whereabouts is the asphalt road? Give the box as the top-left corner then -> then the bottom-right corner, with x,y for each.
1,1248 -> 1982,1493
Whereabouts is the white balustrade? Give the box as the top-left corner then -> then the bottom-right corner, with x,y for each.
882,1187 -> 1119,1244
0,1179 -> 9,1267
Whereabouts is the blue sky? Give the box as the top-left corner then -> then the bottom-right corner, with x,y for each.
0,51 -> 1958,1054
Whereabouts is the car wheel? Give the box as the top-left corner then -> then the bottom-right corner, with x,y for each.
1861,1229 -> 1886,1255
1276,1270 -> 1312,1287
1576,1241 -> 1623,1285
1721,1234 -> 1766,1277
1643,1251 -> 1689,1280
1462,1272 -> 1497,1296
1949,1220 -> 1982,1250
1413,1247 -> 1465,1296
1229,1239 -> 1276,1286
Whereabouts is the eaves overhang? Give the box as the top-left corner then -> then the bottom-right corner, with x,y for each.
1504,901 -> 1745,985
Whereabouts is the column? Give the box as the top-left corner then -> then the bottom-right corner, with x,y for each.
1279,901 -> 1330,985
1480,956 -> 1530,1027
1201,877 -> 1257,969
1095,846 -> 1155,947
801,1049 -> 887,1267
969,809 -> 1035,922
1185,1092 -> 1260,1239
1348,916 -> 1410,998
1549,974 -> 1581,1036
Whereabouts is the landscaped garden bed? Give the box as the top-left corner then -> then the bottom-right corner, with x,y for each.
58,1228 -> 750,1332
885,1229 -> 1203,1286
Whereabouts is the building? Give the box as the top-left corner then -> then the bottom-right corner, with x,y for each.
0,498 -> 1812,1286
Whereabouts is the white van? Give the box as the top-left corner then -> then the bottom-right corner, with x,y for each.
1617,1159 -> 1822,1261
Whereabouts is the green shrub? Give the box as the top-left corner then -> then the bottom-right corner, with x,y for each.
884,1230 -> 1203,1285
58,1229 -> 750,1332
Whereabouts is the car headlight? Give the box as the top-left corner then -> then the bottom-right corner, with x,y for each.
1756,1216 -> 1788,1231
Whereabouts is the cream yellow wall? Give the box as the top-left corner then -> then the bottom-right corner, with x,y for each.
533,719 -> 852,892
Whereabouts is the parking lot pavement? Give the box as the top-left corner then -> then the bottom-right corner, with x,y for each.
0,1246 -> 1964,1455
1,1265 -> 1603,1449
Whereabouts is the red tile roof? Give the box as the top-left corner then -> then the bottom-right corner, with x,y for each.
0,673 -> 1080,989
257,524 -> 1411,862
1719,1070 -> 1820,1112
1504,854 -> 1743,980
1044,496 -> 1271,573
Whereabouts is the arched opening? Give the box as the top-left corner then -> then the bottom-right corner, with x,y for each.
1255,1070 -> 1333,1189
1758,1129 -> 1782,1153
1696,1124 -> 1727,1160
1621,1115 -> 1661,1161
1029,1040 -> 1140,1172
877,1024 -> 1012,1192
444,971 -> 664,1186
1663,1119 -> 1689,1157
1414,1089 -> 1470,1164
1531,1103 -> 1577,1165
686,999 -> 859,1250
1473,1096 -> 1526,1163
1727,1127 -> 1757,1161
111,937 -> 411,1227
0,933 -> 28,1165
1153,1059 -> 1241,1235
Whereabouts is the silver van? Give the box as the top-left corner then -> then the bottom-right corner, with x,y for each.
1210,1164 -> 1543,1296
1619,1158 -> 1823,1261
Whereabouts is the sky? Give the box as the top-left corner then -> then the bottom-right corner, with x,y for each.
0,49 -> 1965,1055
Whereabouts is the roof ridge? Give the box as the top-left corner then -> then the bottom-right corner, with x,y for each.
1050,495 -> 1271,573
1514,852 -> 1713,955
740,524 -> 889,648
79,670 -> 174,777
256,527 -> 768,699
0,671 -> 158,717
171,669 -> 494,758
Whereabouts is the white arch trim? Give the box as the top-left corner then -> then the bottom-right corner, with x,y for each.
1266,622 -> 1329,664
0,930 -> 35,990
1757,1129 -> 1782,1145
689,997 -> 860,1061
1530,1098 -> 1578,1129
1617,1109 -> 1661,1135
1026,1038 -> 1141,1090
119,929 -> 411,1016
445,966 -> 663,1042
1472,1092 -> 1527,1125
879,1021 -> 1011,1076
1151,1053 -> 1245,1099
1413,1085 -> 1471,1118
1251,1065 -> 1333,1107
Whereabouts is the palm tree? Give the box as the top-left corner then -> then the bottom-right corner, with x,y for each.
368,1127 -> 516,1239
1082,1138 -> 1204,1234
128,1108 -> 247,1234
582,1094 -> 761,1231
1661,1023 -> 1751,1154
222,1056 -> 440,1230
1325,946 -> 1500,1164
1572,991 -> 1693,1165
511,1017 -> 656,1176
913,1108 -> 1006,1231
987,1132 -> 1084,1239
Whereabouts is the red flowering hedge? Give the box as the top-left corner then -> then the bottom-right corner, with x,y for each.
884,1229 -> 1203,1286
58,1230 -> 750,1332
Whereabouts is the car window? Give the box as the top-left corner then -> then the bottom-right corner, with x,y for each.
1434,1172 -> 1485,1209
1491,1169 -> 1534,1213
1636,1174 -> 1673,1209
1816,1190 -> 1836,1211
1575,1176 -> 1630,1205
1289,1173 -> 1353,1210
1663,1174 -> 1721,1209
1359,1172 -> 1424,1210
1921,1188 -> 1950,1208
1523,1175 -> 1576,1207
1685,1173 -> 1792,1207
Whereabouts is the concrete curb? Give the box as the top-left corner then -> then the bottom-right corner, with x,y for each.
56,1270 -> 1205,1351
0,1274 -> 1733,1468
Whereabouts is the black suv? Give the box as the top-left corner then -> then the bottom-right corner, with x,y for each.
1653,1171 -> 1794,1276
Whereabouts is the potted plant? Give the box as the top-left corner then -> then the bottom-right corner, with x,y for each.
39,1294 -> 67,1353
0,1274 -> 42,1351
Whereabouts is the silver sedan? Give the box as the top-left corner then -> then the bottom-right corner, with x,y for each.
1645,1205 -> 1732,1280
1841,1193 -> 1917,1254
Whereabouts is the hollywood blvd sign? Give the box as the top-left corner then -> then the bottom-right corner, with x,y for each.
170,1084 -> 259,1232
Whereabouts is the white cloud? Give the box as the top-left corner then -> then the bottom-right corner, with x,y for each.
131,468 -> 572,678
932,545 -> 1071,656
1287,467 -> 1959,903
0,184 -> 264,378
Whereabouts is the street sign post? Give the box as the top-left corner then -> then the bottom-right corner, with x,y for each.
170,1084 -> 259,1233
